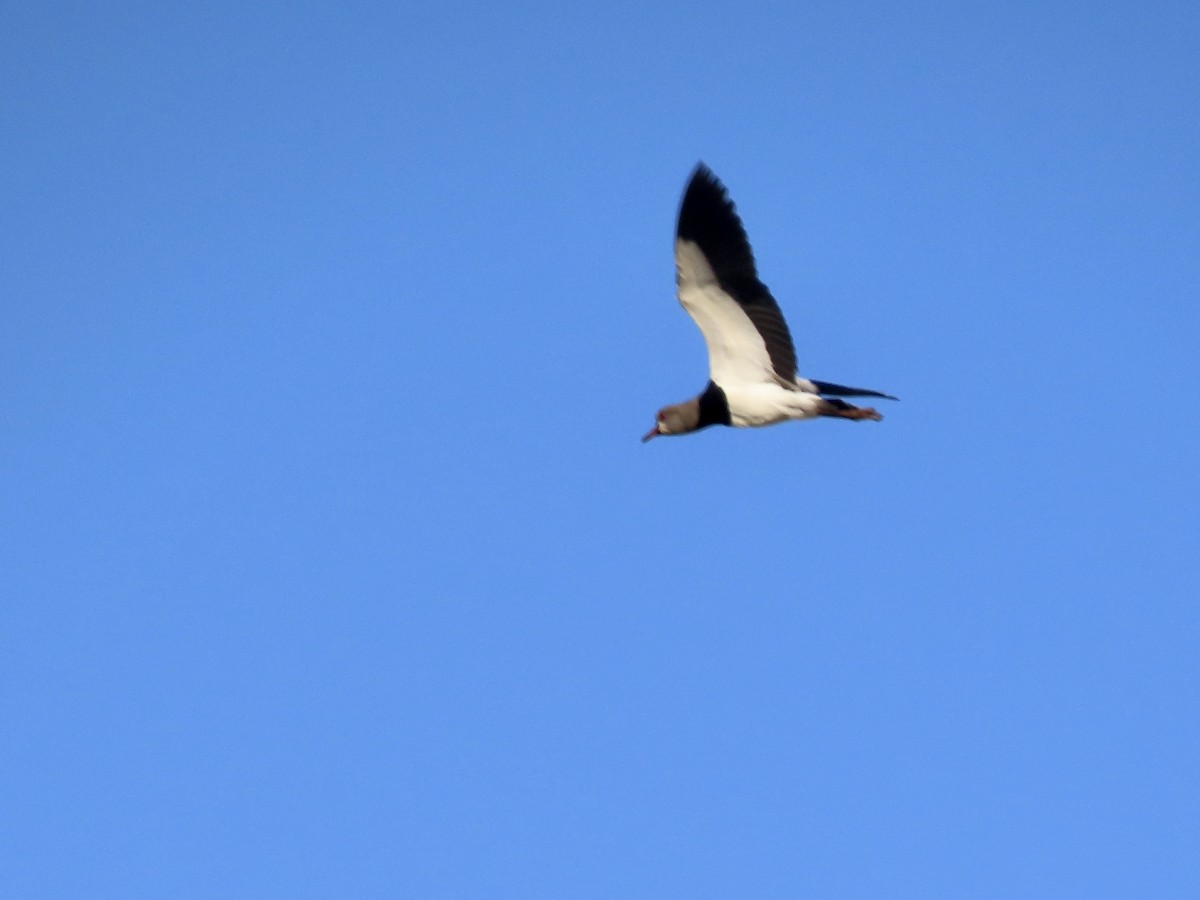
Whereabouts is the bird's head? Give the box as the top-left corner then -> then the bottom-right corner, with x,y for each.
641,400 -> 700,442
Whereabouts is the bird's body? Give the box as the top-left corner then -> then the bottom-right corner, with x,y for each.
721,381 -> 824,428
643,165 -> 895,442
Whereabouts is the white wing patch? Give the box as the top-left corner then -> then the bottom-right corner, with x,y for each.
675,238 -> 777,388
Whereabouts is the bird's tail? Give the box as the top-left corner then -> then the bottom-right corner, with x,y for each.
811,380 -> 898,401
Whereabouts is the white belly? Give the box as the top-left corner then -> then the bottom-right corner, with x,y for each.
722,383 -> 822,428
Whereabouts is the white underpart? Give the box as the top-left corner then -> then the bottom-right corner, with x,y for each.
722,382 -> 824,427
675,239 -> 783,388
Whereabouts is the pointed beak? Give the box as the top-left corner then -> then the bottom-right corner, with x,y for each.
641,424 -> 660,443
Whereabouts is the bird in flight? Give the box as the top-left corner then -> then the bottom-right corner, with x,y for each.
643,164 -> 896,443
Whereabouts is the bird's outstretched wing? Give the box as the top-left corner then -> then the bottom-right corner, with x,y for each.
674,164 -> 798,387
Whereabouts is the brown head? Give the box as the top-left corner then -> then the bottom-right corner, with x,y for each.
641,398 -> 701,442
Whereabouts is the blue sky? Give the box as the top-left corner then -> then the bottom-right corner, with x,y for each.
3,1 -> 1198,896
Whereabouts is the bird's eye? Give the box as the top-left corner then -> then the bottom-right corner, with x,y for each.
657,412 -> 665,422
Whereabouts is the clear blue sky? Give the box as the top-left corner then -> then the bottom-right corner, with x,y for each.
3,2 -> 1198,896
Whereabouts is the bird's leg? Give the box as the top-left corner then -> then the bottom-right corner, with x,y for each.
818,398 -> 883,422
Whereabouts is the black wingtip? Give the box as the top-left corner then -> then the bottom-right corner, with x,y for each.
676,163 -> 757,275
687,161 -> 717,188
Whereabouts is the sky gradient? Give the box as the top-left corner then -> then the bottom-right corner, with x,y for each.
3,2 -> 1199,897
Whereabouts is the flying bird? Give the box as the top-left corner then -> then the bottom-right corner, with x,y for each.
643,164 -> 896,442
